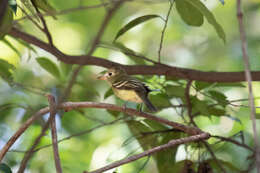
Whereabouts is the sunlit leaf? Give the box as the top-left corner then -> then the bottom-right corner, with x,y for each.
215,82 -> 245,88
114,14 -> 161,41
36,57 -> 60,79
176,0 -> 204,26
0,163 -> 12,173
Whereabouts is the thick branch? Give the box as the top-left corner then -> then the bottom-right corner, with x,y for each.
0,101 -> 205,162
8,27 -> 260,83
85,133 -> 210,173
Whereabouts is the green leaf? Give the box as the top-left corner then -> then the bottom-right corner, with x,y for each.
114,14 -> 160,41
176,0 -> 204,26
195,81 -> 213,91
208,90 -> 228,107
0,163 -> 12,173
0,7 -> 13,39
186,0 -> 226,42
0,59 -> 15,81
20,0 -> 40,22
104,88 -> 113,99
36,57 -> 60,79
208,107 -> 225,116
149,93 -> 172,109
165,85 -> 185,98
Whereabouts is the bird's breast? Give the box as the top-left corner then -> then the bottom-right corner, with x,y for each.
112,88 -> 143,103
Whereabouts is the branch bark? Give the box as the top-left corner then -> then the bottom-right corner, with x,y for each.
236,0 -> 260,171
84,133 -> 210,173
8,27 -> 260,83
0,101 -> 206,162
47,94 -> 63,173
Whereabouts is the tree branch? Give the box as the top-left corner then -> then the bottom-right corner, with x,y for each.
84,133 -> 210,173
46,94 -> 63,173
236,0 -> 260,171
8,27 -> 260,83
0,101 -> 206,162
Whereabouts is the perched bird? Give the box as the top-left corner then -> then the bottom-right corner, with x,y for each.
97,66 -> 157,112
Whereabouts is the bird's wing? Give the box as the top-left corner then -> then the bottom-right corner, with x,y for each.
112,77 -> 146,91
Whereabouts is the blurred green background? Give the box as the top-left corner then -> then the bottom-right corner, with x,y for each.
0,0 -> 260,172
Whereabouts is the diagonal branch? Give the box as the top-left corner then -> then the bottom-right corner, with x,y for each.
0,101 -> 206,162
84,133 -> 210,173
8,27 -> 260,83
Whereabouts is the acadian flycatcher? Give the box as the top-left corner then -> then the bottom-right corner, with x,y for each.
97,66 -> 157,112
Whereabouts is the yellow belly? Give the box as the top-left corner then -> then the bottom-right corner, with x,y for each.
112,88 -> 143,103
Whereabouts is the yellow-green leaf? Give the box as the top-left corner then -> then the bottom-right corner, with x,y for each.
114,14 -> 160,41
36,57 -> 60,79
176,0 -> 204,26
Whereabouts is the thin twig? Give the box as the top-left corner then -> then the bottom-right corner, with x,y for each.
31,0 -> 53,46
158,0 -> 174,63
84,133 -> 210,173
47,94 -> 63,173
59,0 -> 125,103
17,119 -> 51,173
212,135 -> 254,152
236,0 -> 260,171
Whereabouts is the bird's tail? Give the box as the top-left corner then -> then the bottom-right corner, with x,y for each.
142,96 -> 157,112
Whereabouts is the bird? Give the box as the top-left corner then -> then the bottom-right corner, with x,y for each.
97,66 -> 157,112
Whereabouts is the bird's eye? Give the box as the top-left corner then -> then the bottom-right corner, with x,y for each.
108,72 -> 113,76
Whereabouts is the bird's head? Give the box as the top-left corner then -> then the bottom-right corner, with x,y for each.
97,66 -> 127,83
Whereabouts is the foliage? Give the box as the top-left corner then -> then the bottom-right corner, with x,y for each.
0,0 -> 258,172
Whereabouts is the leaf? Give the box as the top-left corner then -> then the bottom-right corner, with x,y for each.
36,57 -> 60,79
2,38 -> 21,56
176,0 -> 204,26
149,93 -> 172,109
0,59 -> 15,81
186,0 -> 226,42
114,14 -> 160,41
14,38 -> 37,53
104,88 -> 113,99
0,7 -> 13,39
31,0 -> 57,19
0,163 -> 12,173
8,0 -> 17,13
165,85 -> 186,98
195,81 -> 213,91
208,90 -> 228,107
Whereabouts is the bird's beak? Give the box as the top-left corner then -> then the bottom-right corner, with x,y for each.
97,71 -> 107,80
